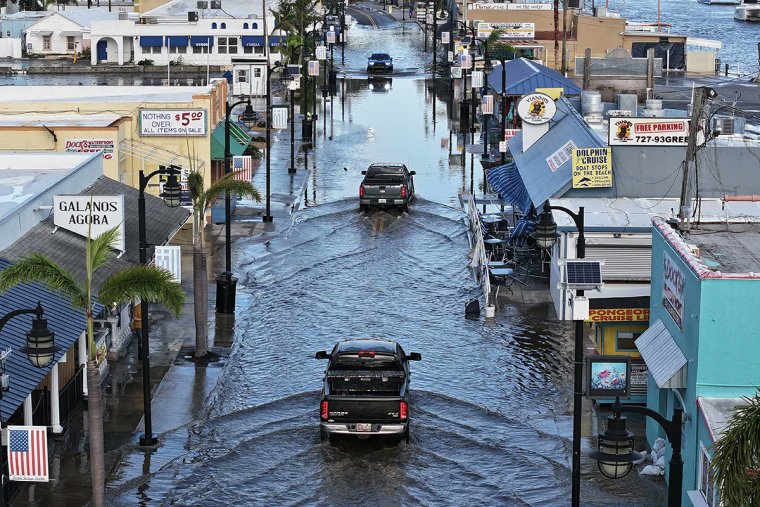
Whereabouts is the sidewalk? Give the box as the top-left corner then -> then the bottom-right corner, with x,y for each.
12,119 -> 309,506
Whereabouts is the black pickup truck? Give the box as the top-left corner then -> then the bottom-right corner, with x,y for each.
315,338 -> 421,443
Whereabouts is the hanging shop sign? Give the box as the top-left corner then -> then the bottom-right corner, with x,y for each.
315,45 -> 327,60
459,53 -> 472,70
476,22 -> 535,40
441,31 -> 450,44
64,139 -> 115,160
471,70 -> 484,88
572,147 -> 612,188
586,355 -> 631,400
53,195 -> 126,252
585,308 -> 650,323
516,92 -> 556,125
272,105 -> 289,129
546,140 -> 576,172
608,118 -> 690,146
663,252 -> 685,329
139,109 -> 207,136
469,2 -> 551,9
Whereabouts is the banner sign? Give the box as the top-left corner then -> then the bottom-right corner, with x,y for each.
609,118 -> 690,146
139,109 -> 207,136
326,31 -> 336,44
546,140 -> 576,172
272,106 -> 289,129
64,139 -> 115,160
476,22 -> 535,40
95,332 -> 108,377
663,252 -> 685,329
572,147 -> 612,188
516,92 -> 557,125
471,70 -> 484,89
155,245 -> 182,282
316,45 -> 327,60
469,2 -> 551,9
481,95 -> 493,115
631,362 -> 648,386
53,195 -> 126,252
585,308 -> 650,322
459,53 -> 472,70
8,426 -> 48,482
441,31 -> 450,44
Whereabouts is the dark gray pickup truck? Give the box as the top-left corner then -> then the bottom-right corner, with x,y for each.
359,163 -> 416,212
315,338 -> 421,443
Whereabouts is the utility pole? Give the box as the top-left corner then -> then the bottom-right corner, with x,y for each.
678,86 -> 706,229
561,0 -> 568,74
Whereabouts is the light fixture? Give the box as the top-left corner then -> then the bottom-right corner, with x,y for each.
589,414 -> 642,479
161,172 -> 182,208
19,302 -> 60,369
530,206 -> 559,249
239,102 -> 257,129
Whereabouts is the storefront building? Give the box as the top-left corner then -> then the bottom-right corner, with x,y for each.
637,217 -> 760,506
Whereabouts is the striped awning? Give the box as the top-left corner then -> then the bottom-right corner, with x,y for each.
635,319 -> 687,389
486,162 -> 532,213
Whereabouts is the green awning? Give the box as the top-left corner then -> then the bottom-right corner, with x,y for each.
211,121 -> 252,160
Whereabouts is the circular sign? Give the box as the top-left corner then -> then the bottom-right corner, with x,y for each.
516,92 -> 557,125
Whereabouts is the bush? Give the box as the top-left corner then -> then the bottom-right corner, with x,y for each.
137,59 -> 155,66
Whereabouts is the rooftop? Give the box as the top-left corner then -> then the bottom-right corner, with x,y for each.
698,397 -> 749,442
145,0 -> 269,18
0,113 -> 123,128
56,7 -> 120,27
0,85 -> 215,104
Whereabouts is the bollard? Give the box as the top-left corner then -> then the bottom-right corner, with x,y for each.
215,271 -> 238,314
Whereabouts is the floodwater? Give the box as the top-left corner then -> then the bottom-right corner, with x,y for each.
96,20 -> 664,507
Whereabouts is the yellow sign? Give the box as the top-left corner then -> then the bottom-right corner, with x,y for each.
572,147 -> 612,188
586,308 -> 650,322
535,88 -> 563,100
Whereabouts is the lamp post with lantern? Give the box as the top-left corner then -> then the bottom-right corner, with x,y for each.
137,165 -> 182,446
0,302 -> 60,506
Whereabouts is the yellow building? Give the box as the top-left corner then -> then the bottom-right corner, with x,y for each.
0,80 -> 250,196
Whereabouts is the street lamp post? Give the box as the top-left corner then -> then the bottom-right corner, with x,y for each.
340,1 -> 346,65
264,60 -> 283,223
288,80 -> 297,174
591,398 -> 684,507
531,203 -> 585,507
0,302 -> 60,507
138,165 -> 182,446
496,55 -> 507,164
481,56 -> 493,160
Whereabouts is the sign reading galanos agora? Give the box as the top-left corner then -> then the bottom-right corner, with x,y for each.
53,195 -> 126,252
608,118 -> 690,146
139,109 -> 208,136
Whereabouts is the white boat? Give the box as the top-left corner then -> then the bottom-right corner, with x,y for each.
735,0 -> 760,20
698,0 -> 740,5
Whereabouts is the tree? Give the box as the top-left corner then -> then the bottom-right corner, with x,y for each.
271,0 -> 320,61
711,391 -> 760,505
186,170 -> 260,357
0,226 -> 185,507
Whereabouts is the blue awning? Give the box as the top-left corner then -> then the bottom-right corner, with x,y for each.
166,36 -> 189,47
241,35 -> 263,47
486,162 -> 532,214
268,35 -> 286,46
190,35 -> 214,47
139,36 -> 164,48
0,258 -> 103,422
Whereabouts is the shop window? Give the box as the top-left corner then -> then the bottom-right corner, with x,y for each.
243,23 -> 249,29
699,445 -> 716,507
67,36 -> 76,51
615,331 -> 641,352
43,35 -> 51,51
212,22 -> 217,29
217,37 -> 238,54
236,68 -> 248,83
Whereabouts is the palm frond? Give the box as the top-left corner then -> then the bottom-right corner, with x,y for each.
0,253 -> 88,308
187,170 -> 206,210
711,391 -> 760,504
202,174 -> 261,213
87,225 -> 121,276
98,265 -> 185,317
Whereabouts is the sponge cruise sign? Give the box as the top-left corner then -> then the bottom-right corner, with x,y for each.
53,195 -> 126,252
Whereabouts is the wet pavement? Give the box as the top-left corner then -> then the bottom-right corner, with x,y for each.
14,10 -> 668,507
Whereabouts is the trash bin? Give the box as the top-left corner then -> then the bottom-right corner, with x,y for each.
215,271 -> 238,314
302,115 -> 314,140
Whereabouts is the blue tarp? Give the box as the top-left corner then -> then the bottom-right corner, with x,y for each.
486,162 -> 532,214
166,36 -> 189,47
139,36 -> 163,48
190,36 -> 214,47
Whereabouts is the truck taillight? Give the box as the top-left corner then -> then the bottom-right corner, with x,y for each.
399,401 -> 408,420
321,401 -> 329,421
401,185 -> 407,197
360,184 -> 365,197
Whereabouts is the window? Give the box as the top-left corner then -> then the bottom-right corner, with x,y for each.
146,46 -> 162,54
253,68 -> 261,78
699,445 -> 716,507
616,331 -> 641,352
220,22 -> 226,28
217,37 -> 237,54
243,22 -> 248,29
211,22 -> 217,29
236,68 -> 248,83
252,22 -> 258,28
7,30 -> 13,37
43,35 -> 51,50
193,46 -> 211,54
67,36 -> 76,50
243,45 -> 264,55
169,45 -> 187,53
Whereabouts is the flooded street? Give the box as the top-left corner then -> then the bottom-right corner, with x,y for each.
93,18 -> 667,506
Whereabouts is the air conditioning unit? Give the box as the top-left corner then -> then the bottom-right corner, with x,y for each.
139,17 -> 148,24
210,0 -> 222,8
196,0 -> 207,8
188,11 -> 199,22
711,116 -> 746,136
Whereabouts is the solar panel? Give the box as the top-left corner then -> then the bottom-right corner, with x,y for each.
565,261 -> 602,287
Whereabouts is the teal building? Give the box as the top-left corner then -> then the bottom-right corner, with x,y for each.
637,217 -> 760,506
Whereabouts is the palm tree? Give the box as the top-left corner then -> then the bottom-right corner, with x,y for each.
711,391 -> 760,505
186,170 -> 260,357
0,226 -> 185,507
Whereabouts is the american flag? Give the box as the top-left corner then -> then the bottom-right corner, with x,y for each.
8,426 -> 48,482
232,156 -> 252,181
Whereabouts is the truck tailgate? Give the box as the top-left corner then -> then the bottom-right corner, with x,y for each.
325,395 -> 404,422
363,182 -> 403,198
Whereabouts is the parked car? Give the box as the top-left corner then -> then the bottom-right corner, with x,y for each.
315,338 -> 422,443
359,163 -> 415,212
367,53 -> 393,74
